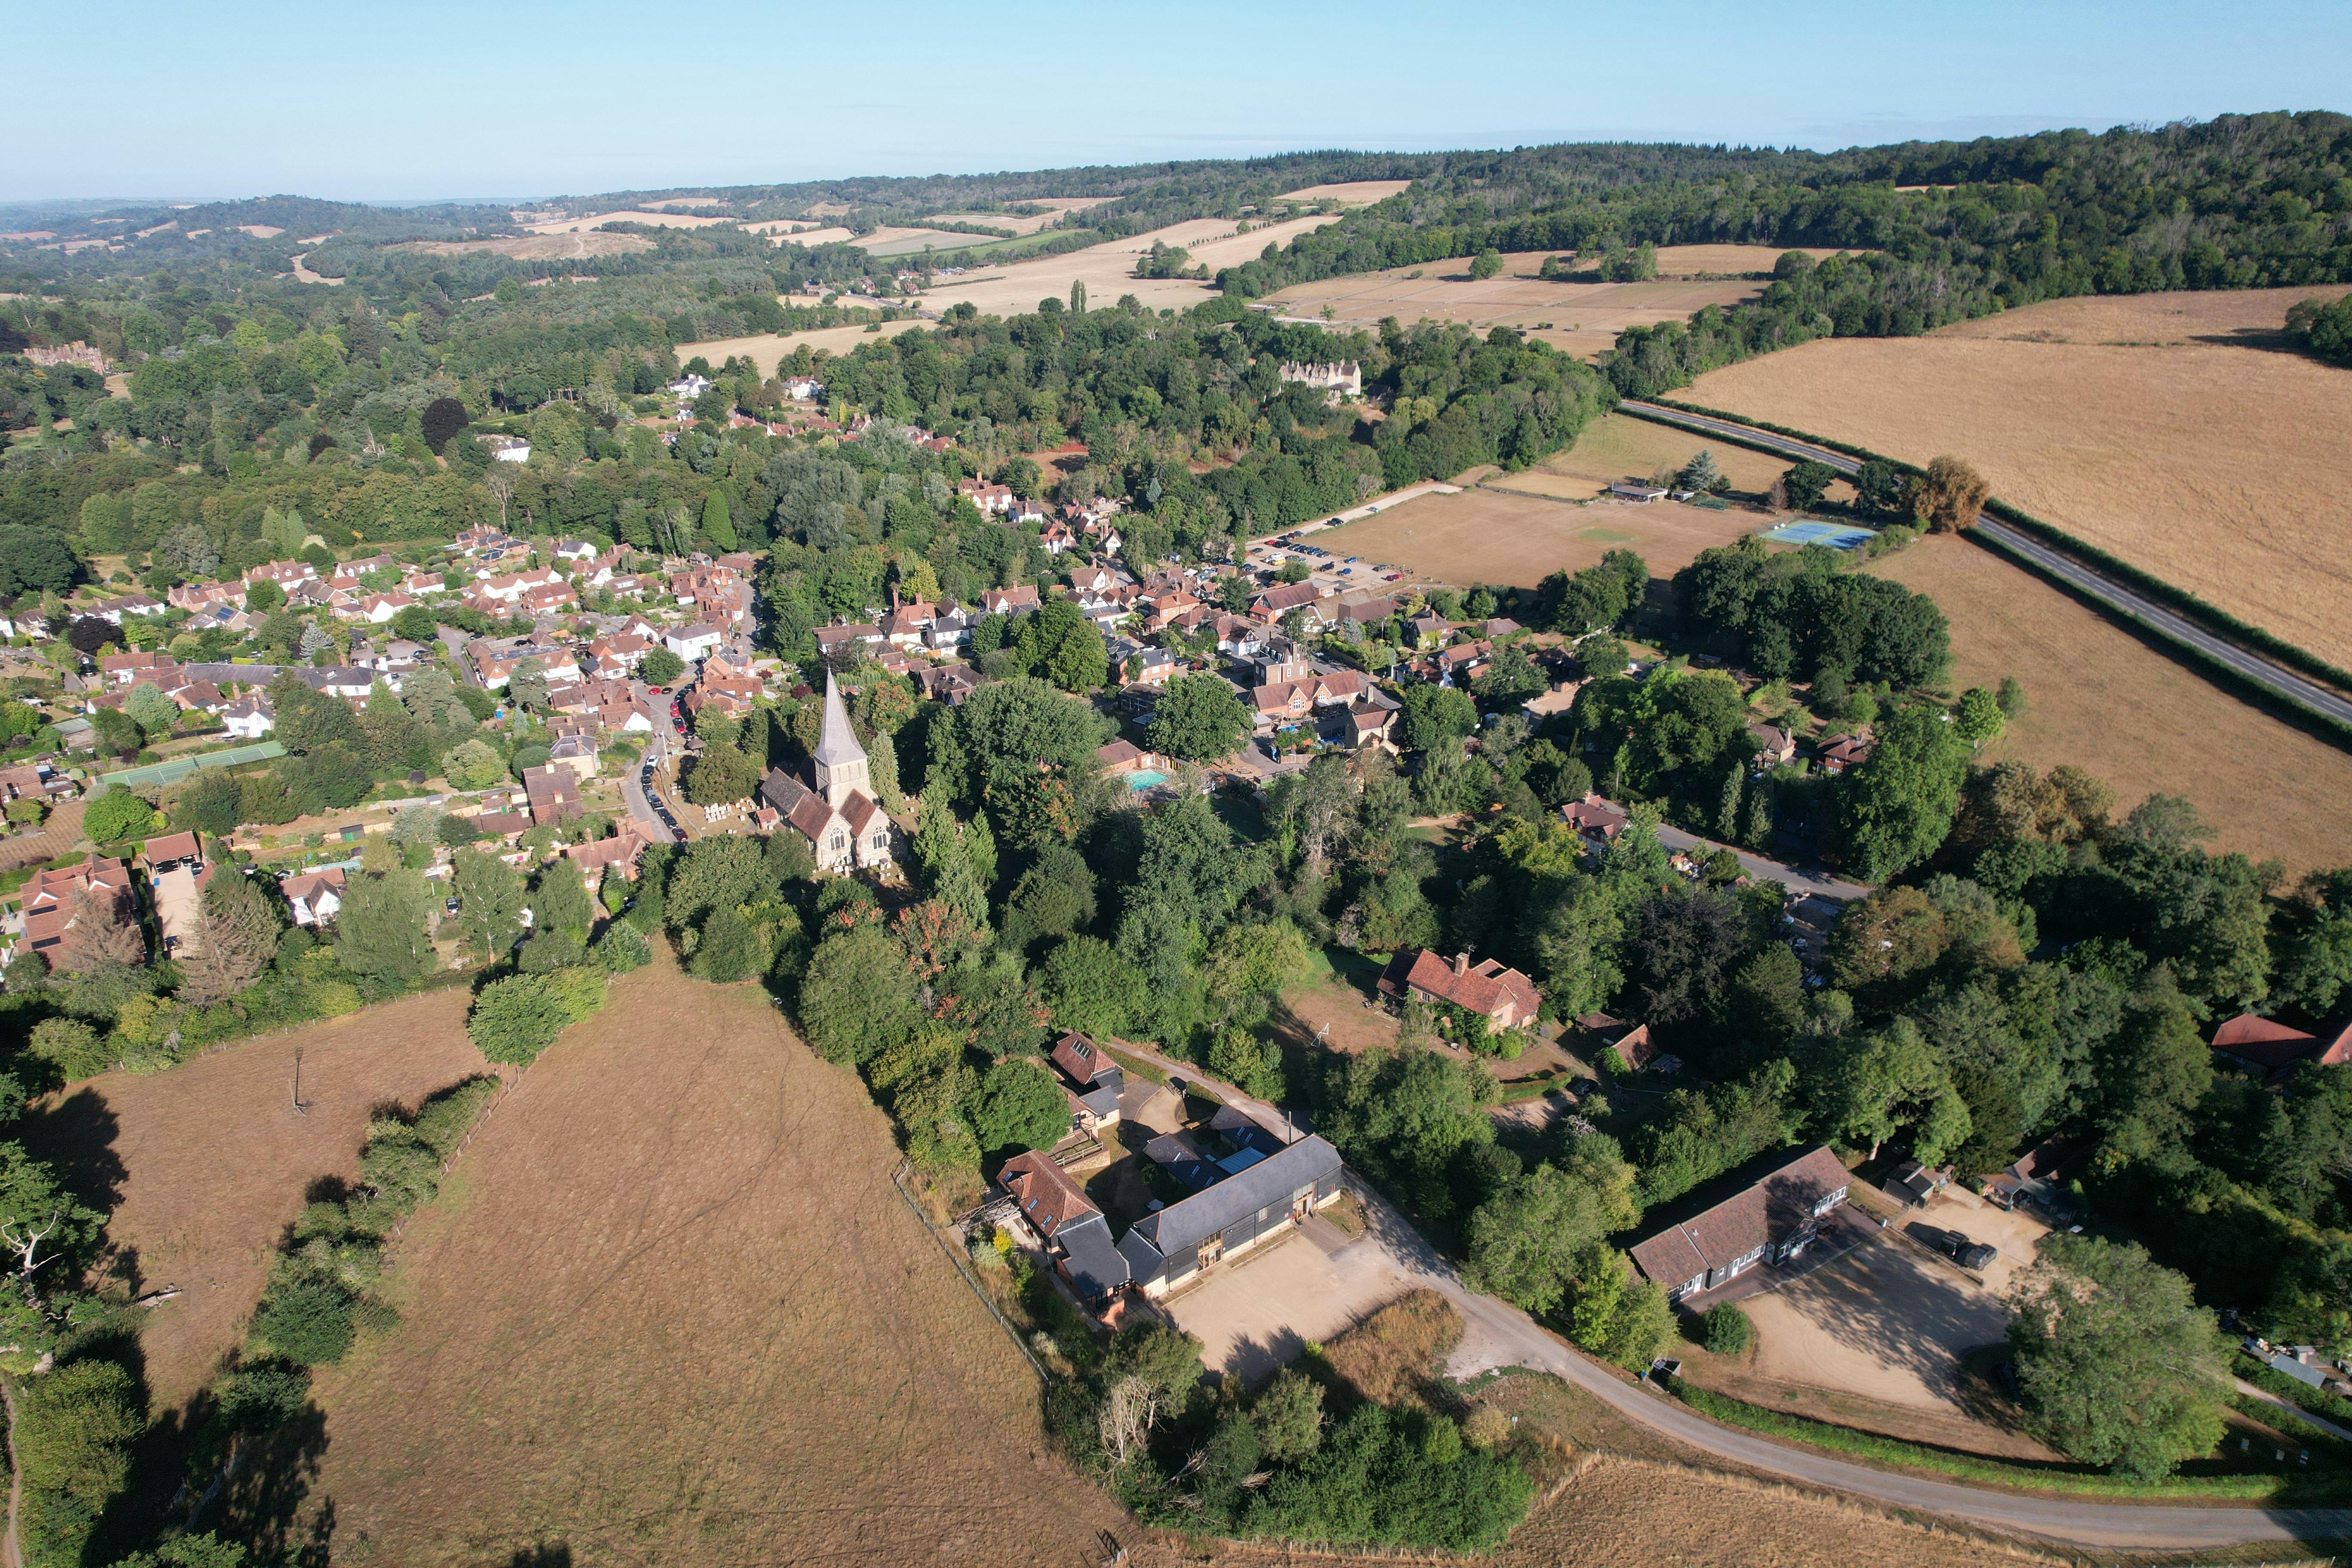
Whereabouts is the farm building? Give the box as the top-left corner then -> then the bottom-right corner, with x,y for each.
1116,1133 -> 1344,1299
1629,1144 -> 1853,1305
1049,1032 -> 1124,1134
996,1151 -> 1130,1308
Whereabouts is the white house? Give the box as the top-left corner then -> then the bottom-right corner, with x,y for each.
665,623 -> 724,662
479,435 -> 531,463
221,694 -> 275,739
279,867 -> 346,927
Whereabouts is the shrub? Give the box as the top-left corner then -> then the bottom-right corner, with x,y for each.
251,1277 -> 357,1365
82,787 -> 159,845
29,1018 -> 112,1080
466,968 -> 606,1065
594,920 -> 651,973
1703,1301 -> 1753,1356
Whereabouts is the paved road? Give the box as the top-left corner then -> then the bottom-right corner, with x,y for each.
1619,400 -> 2352,734
1652,821 -> 1871,903
1116,1033 -> 2352,1545
2236,1377 -> 2352,1445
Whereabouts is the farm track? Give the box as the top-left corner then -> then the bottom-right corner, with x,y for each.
1618,401 -> 2352,736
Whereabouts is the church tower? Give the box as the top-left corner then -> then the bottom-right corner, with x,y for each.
812,669 -> 870,809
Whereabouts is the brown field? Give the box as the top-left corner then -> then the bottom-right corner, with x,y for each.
395,231 -> 652,261
925,202 -> 1104,236
672,320 -> 934,376
1322,484 -> 1764,593
914,213 -> 1345,321
754,223 -> 856,245
1519,409 -> 1841,502
302,954 -> 1126,1567
1870,535 -> 2352,874
1275,180 -> 1414,205
1259,245 -> 1845,359
1687,287 -> 2352,670
521,208 -> 735,233
15,987 -> 490,1412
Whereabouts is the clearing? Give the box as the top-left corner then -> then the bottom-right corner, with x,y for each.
520,208 -> 735,234
15,986 -> 489,1412
302,953 -> 1126,1567
912,213 -> 1345,321
1317,484 -> 1762,593
1259,245 -> 1847,359
395,231 -> 651,261
1684,286 -> 2352,670
1275,180 -> 1414,205
1868,533 -> 2352,875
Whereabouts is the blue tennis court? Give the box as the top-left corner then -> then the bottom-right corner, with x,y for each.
1759,521 -> 1876,550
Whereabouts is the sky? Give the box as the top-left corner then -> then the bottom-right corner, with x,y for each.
12,0 -> 2350,203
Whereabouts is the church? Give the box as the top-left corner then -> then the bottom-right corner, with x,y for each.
760,671 -> 895,874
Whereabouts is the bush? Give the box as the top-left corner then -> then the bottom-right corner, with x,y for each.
1702,1301 -> 1753,1356
15,1356 -> 144,1568
29,1017 -> 112,1081
251,1277 -> 357,1364
83,787 -> 159,845
466,967 -> 606,1065
594,920 -> 651,973
640,646 -> 686,687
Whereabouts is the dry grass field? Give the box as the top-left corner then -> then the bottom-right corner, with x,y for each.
521,208 -> 734,234
1687,287 -> 2352,669
1322,484 -> 1762,593
925,200 -> 1106,236
1259,245 -> 1846,359
302,954 -> 1126,1567
914,213 -> 1344,321
754,223 -> 855,245
1517,409 -> 1831,501
1870,535 -> 2352,874
15,987 -> 490,1412
672,320 -> 933,377
396,231 -> 652,261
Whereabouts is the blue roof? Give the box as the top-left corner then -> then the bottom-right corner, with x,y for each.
1216,1146 -> 1268,1176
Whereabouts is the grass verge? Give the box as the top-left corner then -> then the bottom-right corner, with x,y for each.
1666,1378 -> 2352,1501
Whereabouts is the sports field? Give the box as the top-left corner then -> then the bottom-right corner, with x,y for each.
16,986 -> 490,1411
303,953 -> 1125,1566
1869,535 -> 2352,875
1258,246 -> 1847,359
1687,287 -> 2352,670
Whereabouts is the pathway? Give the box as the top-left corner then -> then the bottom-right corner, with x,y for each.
1651,820 -> 1871,903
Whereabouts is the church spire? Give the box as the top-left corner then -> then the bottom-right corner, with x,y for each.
812,668 -> 870,808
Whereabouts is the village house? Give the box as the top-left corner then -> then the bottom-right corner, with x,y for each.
1817,731 -> 1874,775
1561,792 -> 1629,848
1749,723 -> 1798,769
1049,1032 -> 1125,1134
521,764 -> 583,827
221,694 -> 275,739
1377,948 -> 1542,1030
1576,1011 -> 1668,1074
1630,1145 -> 1853,1305
279,867 -> 346,928
21,854 -> 136,968
996,1151 -> 1131,1308
98,651 -> 177,687
664,623 -> 725,663
2210,1013 -> 2352,1081
1277,359 -> 1363,399
981,585 -> 1041,617
758,672 -> 895,874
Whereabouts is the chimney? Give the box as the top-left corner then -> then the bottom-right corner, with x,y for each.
1454,953 -> 1469,977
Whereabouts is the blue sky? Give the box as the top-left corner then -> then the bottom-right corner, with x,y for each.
13,0 -> 2348,202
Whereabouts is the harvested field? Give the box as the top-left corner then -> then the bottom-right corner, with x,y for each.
1275,180 -> 1413,205
1521,408 -> 1832,501
303,953 -> 1126,1567
757,223 -> 856,245
1686,287 -> 2352,669
14,986 -> 489,1412
1870,534 -> 2352,874
923,204 -> 1098,236
1259,245 -> 1843,359
852,224 -> 1017,257
521,208 -> 734,233
1317,483 -> 1763,592
914,214 -> 1344,321
672,319 -> 932,377
395,231 -> 651,261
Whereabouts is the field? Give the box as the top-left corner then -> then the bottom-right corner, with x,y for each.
1685,286 -> 2352,670
1315,411 -> 1797,590
15,986 -> 489,1411
395,231 -> 652,260
754,223 -> 855,245
672,319 -> 934,377
301,954 -> 1126,1567
520,208 -> 735,233
1869,534 -> 2352,874
1275,180 -> 1413,205
912,213 -> 1345,320
1258,245 -> 1847,359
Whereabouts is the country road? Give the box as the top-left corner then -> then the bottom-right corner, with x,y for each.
1617,400 -> 2352,735
1108,1037 -> 2352,1548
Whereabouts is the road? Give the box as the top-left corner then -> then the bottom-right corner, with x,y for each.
1115,1034 -> 2352,1547
624,683 -> 684,843
1619,400 -> 2352,735
1651,821 -> 1871,903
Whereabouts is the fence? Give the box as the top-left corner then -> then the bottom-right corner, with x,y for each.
888,1158 -> 1046,1381
98,741 -> 286,790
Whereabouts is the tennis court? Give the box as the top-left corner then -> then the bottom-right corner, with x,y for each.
1760,521 -> 1877,550
100,741 -> 286,789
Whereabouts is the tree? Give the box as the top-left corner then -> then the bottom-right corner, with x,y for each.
1147,673 -> 1250,762
1954,686 -> 2005,749
420,396 -> 469,453
966,1059 -> 1068,1154
1913,455 -> 1991,532
123,682 -> 177,739
55,885 -> 144,973
662,834 -> 769,930
640,646 -> 685,687
83,788 -> 159,845
467,970 -> 605,1065
1463,1147 -> 1639,1314
1677,450 -> 1722,493
452,850 -> 526,954
333,868 -> 433,980
1468,249 -> 1504,281
700,490 -> 738,551
1400,684 -> 1476,752
1041,936 -> 1141,1037
529,858 -> 594,941
1782,460 -> 1837,512
14,1357 -> 143,1564
683,743 -> 759,805
799,926 -> 919,1065
2008,1235 -> 2229,1480
178,870 -> 281,1005
440,738 -> 506,791
1840,703 -> 1969,882
1703,1301 -> 1753,1355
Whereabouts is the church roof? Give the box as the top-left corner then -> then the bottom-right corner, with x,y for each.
814,669 -> 865,770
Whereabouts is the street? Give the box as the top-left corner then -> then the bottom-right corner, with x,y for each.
1651,821 -> 1871,903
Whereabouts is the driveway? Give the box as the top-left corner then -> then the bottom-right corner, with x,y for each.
1653,821 -> 1871,903
1163,1213 -> 1420,1383
1744,1231 -> 2012,1418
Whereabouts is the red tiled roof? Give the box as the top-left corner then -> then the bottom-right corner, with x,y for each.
1378,948 -> 1540,1025
1630,1145 -> 1850,1291
998,1148 -> 1099,1239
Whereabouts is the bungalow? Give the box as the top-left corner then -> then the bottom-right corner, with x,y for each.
279,867 -> 346,928
1377,948 -> 1542,1030
996,1151 -> 1131,1308
1116,1133 -> 1344,1299
2210,1013 -> 2352,1081
1609,482 -> 1667,503
1049,1031 -> 1125,1133
1629,1145 -> 1853,1305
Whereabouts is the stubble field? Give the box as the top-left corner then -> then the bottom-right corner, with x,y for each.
1259,245 -> 1848,359
1685,287 -> 2352,669
302,953 -> 1125,1567
16,986 -> 490,1412
1869,534 -> 2352,874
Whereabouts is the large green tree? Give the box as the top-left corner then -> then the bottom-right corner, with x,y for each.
1147,673 -> 1250,762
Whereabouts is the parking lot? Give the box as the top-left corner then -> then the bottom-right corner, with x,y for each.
1162,1201 -> 1424,1384
1742,1191 -> 2048,1417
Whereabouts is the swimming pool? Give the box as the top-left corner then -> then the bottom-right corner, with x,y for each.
1127,769 -> 1169,791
